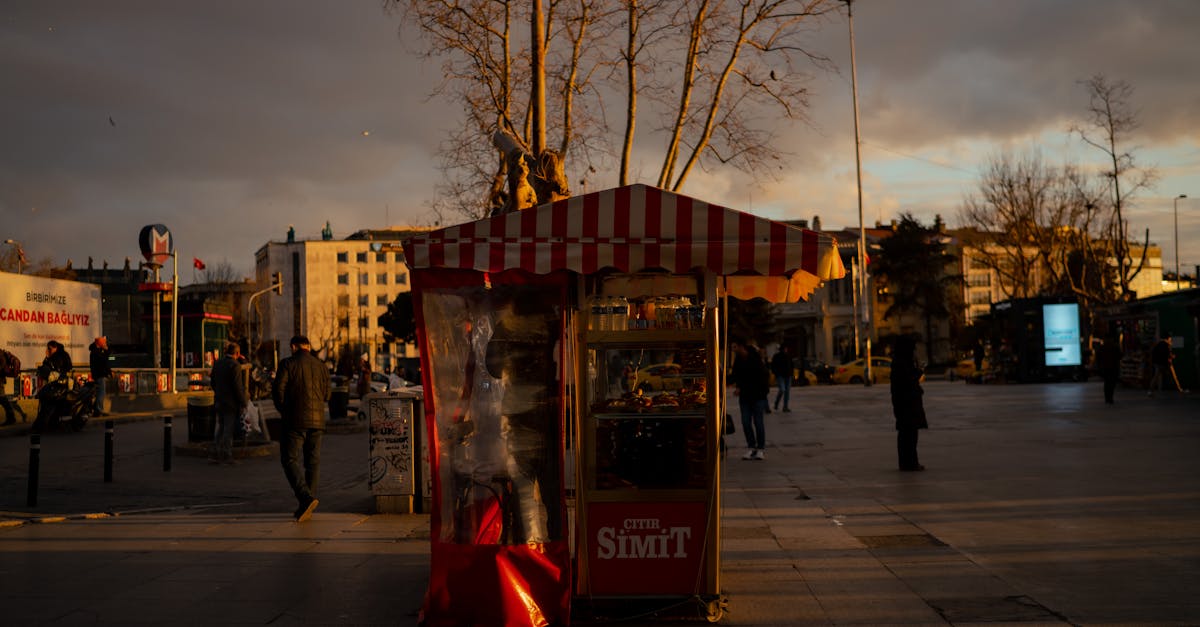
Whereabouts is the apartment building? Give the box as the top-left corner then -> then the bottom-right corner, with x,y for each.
252,228 -> 428,372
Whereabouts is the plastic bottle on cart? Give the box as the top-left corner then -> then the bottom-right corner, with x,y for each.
612,296 -> 629,331
589,296 -> 604,331
603,296 -> 616,331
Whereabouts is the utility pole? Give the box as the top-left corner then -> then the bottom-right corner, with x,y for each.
846,0 -> 872,385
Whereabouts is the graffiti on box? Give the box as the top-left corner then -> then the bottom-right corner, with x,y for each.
368,397 -> 414,494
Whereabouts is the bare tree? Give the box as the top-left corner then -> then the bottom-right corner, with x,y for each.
959,152 -> 1117,307
201,261 -> 241,286
1071,74 -> 1158,298
389,0 -> 838,218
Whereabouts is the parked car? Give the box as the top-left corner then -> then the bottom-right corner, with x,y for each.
832,356 -> 893,384
627,363 -> 696,392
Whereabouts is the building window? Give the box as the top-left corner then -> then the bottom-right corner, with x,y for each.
337,294 -> 350,307
358,316 -> 369,329
359,272 -> 369,285
394,253 -> 404,263
337,252 -> 348,263
356,252 -> 367,263
376,294 -> 389,306
377,273 -> 388,285
358,295 -> 369,307
339,316 -> 350,329
376,252 -> 386,263
337,273 -> 349,285
395,273 -> 407,286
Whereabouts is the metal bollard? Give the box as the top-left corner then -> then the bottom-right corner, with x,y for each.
104,420 -> 114,483
163,415 -> 172,472
27,433 -> 40,507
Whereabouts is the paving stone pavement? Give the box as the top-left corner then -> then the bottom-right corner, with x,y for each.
1,381 -> 1198,625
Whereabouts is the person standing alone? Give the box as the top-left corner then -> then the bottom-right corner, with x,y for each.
272,335 -> 331,522
210,342 -> 249,464
88,336 -> 112,416
770,346 -> 793,412
731,337 -> 769,460
1096,332 -> 1123,404
890,335 -> 928,471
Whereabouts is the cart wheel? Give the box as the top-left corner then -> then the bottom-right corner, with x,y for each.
705,596 -> 728,623
849,375 -> 863,384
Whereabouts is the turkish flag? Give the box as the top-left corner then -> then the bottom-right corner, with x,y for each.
193,257 -> 206,270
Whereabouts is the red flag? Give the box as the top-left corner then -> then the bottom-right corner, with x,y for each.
193,257 -> 205,270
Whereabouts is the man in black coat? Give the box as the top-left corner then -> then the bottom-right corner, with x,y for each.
731,337 -> 770,461
890,335 -> 928,471
272,335 -> 331,521
210,342 -> 249,464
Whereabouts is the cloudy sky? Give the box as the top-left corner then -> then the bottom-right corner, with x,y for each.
2,1 -> 1198,280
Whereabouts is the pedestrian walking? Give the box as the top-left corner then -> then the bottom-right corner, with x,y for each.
88,336 -> 112,416
770,346 -> 793,412
356,353 -> 372,398
1096,333 -> 1122,405
210,342 -> 249,464
890,335 -> 928,471
730,337 -> 769,460
272,335 -> 331,522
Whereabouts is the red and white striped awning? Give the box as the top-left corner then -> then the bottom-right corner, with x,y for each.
404,184 -> 845,301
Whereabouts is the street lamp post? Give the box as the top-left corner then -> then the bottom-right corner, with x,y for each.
3,239 -> 22,274
846,0 -> 871,385
1175,194 -> 1187,289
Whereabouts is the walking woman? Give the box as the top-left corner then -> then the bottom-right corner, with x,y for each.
890,335 -> 927,471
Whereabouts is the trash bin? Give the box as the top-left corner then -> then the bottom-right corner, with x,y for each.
329,385 -> 349,420
186,394 -> 215,442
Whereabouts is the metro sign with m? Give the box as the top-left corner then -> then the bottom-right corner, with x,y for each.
138,224 -> 173,266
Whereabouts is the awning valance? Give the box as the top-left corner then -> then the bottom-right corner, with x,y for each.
404,184 -> 846,301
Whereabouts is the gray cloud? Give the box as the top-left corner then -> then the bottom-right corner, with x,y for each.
2,0 -> 1197,274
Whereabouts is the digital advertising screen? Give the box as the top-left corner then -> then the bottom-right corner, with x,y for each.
1042,303 -> 1081,366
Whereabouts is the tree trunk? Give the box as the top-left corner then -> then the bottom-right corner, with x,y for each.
619,0 -> 639,187
530,0 -> 546,157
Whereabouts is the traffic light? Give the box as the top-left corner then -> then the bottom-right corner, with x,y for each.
272,271 -> 283,295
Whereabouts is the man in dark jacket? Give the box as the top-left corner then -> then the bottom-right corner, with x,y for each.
731,337 -> 770,461
272,335 -> 331,521
210,342 -> 249,464
890,335 -> 928,471
88,336 -> 112,416
33,340 -> 73,433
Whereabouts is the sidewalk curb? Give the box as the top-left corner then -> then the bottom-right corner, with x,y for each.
0,502 -> 248,529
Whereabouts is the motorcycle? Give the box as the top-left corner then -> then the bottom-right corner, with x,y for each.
34,380 -> 96,432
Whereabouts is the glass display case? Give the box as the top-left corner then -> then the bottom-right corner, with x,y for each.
573,273 -> 724,619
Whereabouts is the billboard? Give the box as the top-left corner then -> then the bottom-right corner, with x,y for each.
1042,303 -> 1081,367
0,272 -> 103,368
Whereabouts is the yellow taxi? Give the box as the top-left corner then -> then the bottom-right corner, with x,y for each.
627,363 -> 689,392
954,357 -> 989,380
832,356 -> 893,384
768,368 -> 820,387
